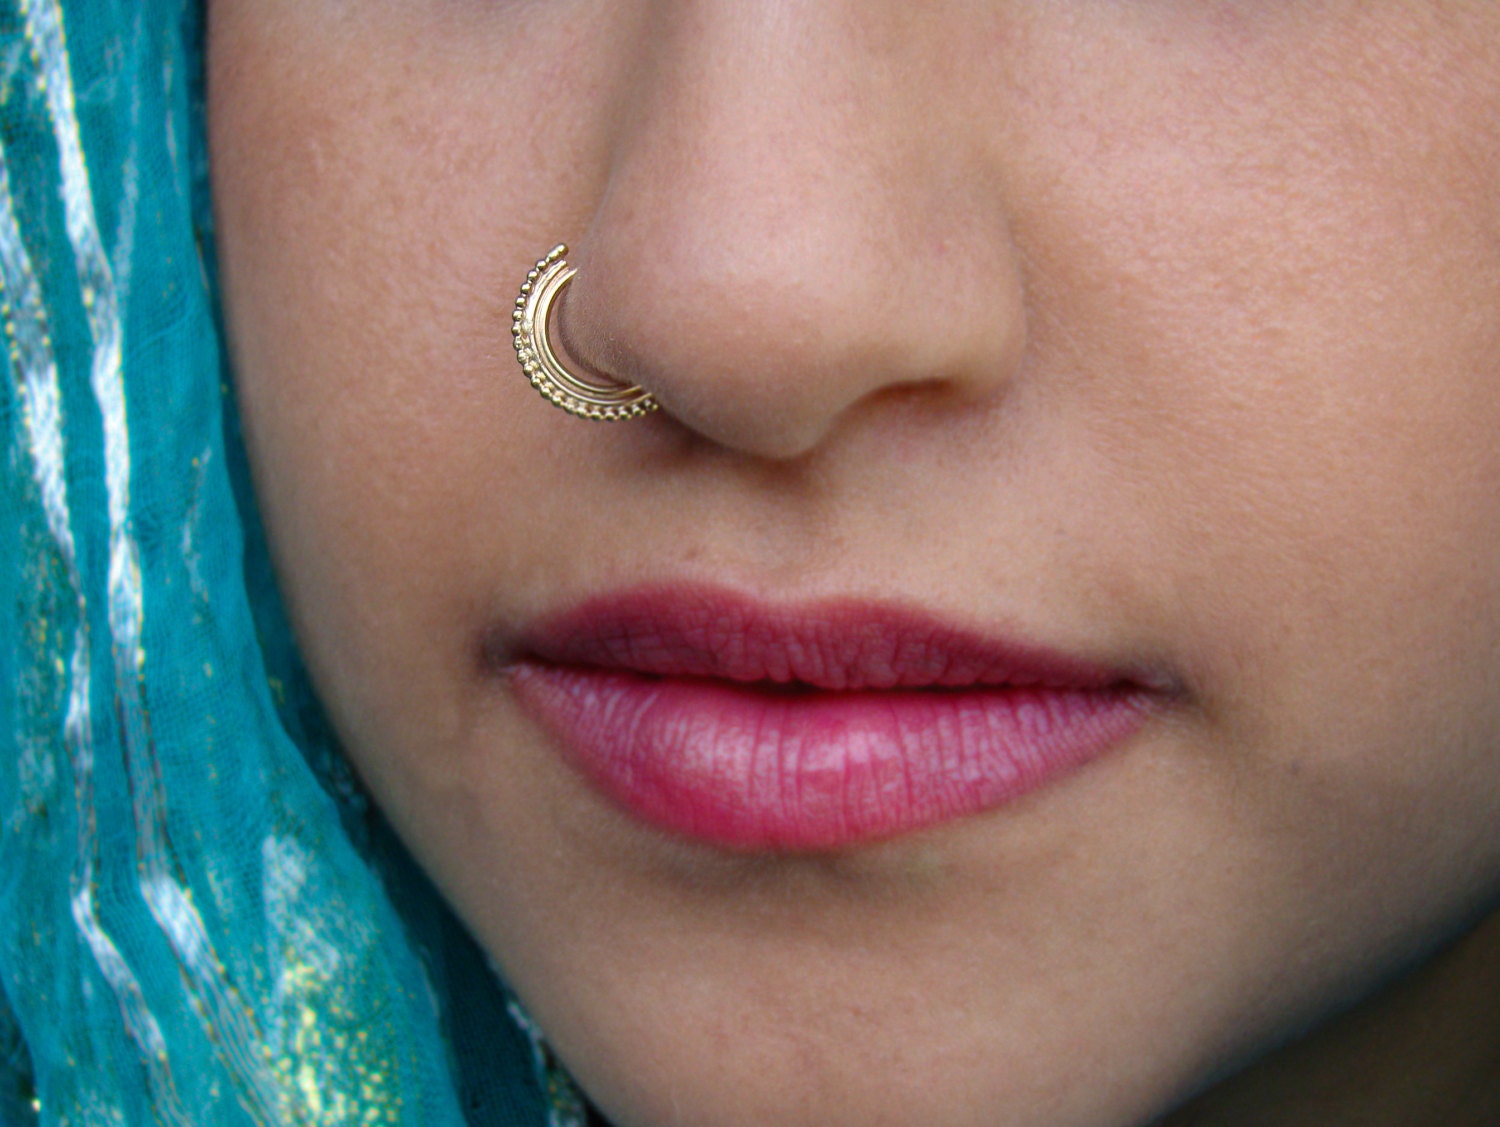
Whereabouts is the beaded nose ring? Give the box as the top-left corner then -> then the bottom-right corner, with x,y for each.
512,245 -> 659,421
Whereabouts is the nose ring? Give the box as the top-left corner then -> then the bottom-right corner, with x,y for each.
512,245 -> 658,421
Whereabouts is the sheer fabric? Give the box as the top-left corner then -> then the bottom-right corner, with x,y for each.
0,3 -> 572,1122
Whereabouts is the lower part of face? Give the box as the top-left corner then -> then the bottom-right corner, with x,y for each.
209,4 -> 1500,1125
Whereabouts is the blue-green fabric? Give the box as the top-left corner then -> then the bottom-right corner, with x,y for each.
0,3 -> 563,1123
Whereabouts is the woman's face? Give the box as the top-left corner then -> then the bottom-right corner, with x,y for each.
209,4 -> 1500,1125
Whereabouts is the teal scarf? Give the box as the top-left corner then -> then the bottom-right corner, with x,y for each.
0,3 -> 575,1122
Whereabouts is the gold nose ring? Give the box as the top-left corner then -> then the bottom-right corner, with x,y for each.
512,245 -> 659,421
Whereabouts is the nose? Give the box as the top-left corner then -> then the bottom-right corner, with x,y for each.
560,2 -> 1028,460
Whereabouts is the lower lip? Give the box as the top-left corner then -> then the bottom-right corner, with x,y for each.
511,664 -> 1153,852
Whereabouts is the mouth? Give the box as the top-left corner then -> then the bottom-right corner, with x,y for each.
498,586 -> 1168,853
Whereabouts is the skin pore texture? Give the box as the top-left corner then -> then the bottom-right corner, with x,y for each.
208,3 -> 1500,1125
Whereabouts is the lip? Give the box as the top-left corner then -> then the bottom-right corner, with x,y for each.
501,586 -> 1165,852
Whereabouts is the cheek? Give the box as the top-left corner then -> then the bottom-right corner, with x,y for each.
1017,6 -> 1500,718
991,9 -> 1500,938
208,5 -> 614,717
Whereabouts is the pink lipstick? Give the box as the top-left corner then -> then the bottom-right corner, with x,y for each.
504,587 -> 1162,852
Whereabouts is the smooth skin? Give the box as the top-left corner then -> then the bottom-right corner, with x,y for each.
209,3 -> 1500,1125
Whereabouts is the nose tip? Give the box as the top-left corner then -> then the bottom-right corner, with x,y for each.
551,10 -> 1028,461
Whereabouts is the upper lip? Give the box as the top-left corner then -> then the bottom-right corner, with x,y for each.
501,583 -> 1168,694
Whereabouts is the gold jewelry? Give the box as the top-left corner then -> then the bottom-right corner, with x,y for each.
512,245 -> 658,421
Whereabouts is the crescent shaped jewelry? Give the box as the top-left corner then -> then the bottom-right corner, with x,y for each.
512,245 -> 659,421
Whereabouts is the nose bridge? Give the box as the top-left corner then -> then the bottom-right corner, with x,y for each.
585,3 -> 903,295
563,1 -> 1025,459
612,2 -> 890,235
